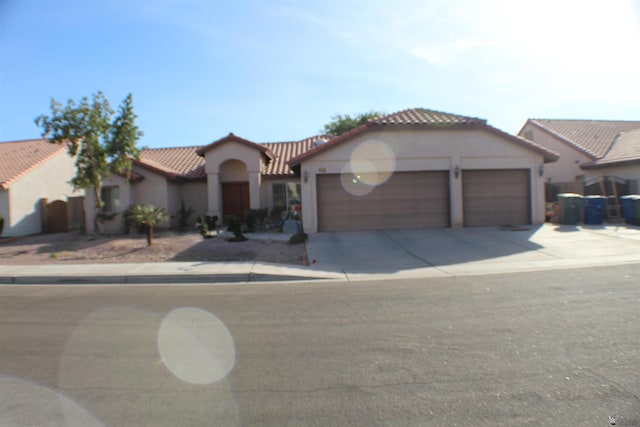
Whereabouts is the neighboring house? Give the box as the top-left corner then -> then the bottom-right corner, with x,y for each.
0,139 -> 83,236
518,119 -> 640,196
87,108 -> 559,234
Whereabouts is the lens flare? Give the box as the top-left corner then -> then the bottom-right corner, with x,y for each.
341,139 -> 396,196
157,307 -> 236,385
0,376 -> 103,426
349,139 -> 395,186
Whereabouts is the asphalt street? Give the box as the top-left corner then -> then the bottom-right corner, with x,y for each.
0,265 -> 638,426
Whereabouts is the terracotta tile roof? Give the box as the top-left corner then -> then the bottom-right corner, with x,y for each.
195,133 -> 274,160
136,146 -> 206,180
370,108 -> 486,126
134,136 -> 325,180
526,119 -> 640,159
262,135 -> 331,176
0,138 -> 66,189
582,129 -> 640,169
289,108 -> 558,166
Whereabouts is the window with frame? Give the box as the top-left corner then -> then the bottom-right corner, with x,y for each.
272,183 -> 302,213
101,186 -> 120,213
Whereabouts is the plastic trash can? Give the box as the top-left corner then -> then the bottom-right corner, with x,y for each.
633,197 -> 640,226
556,193 -> 583,225
583,196 -> 606,225
620,195 -> 640,224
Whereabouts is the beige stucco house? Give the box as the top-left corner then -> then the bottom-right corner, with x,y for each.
290,109 -> 558,232
0,139 -> 83,236
518,119 -> 640,195
88,108 -> 559,234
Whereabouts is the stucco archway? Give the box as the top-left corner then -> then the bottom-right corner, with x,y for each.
219,159 -> 250,220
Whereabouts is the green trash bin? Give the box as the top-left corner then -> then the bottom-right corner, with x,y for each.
557,193 -> 583,225
633,197 -> 640,226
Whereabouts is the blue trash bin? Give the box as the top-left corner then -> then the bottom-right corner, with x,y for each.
620,195 -> 640,224
583,196 -> 606,225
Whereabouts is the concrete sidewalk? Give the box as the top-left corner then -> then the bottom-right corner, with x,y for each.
1,223 -> 640,285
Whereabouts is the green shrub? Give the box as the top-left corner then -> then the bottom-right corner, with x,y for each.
205,215 -> 218,230
289,231 -> 308,245
196,215 -> 218,239
224,215 -> 247,242
0,213 -> 4,236
177,201 -> 194,229
244,208 -> 268,232
196,216 -> 212,239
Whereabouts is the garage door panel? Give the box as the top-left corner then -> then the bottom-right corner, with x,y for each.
317,171 -> 450,231
463,169 -> 530,227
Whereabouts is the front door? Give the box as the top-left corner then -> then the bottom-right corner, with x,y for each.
222,182 -> 250,221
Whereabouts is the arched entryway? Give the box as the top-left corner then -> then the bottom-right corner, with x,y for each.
219,159 -> 250,220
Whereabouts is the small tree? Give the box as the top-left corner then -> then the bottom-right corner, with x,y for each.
124,204 -> 166,246
35,92 -> 143,233
321,111 -> 382,136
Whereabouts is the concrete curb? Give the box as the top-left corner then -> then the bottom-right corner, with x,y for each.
0,273 -> 328,285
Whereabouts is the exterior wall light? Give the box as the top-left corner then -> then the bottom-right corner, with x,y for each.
303,170 -> 309,183
539,164 -> 545,177
454,165 -> 460,179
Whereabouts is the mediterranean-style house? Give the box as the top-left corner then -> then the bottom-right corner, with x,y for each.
0,139 -> 84,237
87,108 -> 559,234
519,119 -> 640,197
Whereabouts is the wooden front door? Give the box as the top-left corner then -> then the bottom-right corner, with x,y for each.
47,200 -> 69,233
222,182 -> 250,221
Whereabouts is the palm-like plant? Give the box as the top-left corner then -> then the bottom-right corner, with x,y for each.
124,204 -> 166,246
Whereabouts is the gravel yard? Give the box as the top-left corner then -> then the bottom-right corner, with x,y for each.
0,231 -> 306,265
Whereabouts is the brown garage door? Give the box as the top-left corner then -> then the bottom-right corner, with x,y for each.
463,169 -> 531,226
317,171 -> 449,232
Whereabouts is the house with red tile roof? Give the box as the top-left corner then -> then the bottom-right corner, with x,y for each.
0,139 -> 82,236
518,119 -> 640,201
85,108 -> 560,233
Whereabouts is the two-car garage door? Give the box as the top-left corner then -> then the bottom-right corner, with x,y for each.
316,169 -> 531,231
317,171 -> 449,232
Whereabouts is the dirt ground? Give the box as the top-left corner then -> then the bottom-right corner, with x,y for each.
0,231 -> 306,265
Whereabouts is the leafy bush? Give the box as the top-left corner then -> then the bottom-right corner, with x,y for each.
224,215 -> 247,242
289,231 -> 308,245
244,208 -> 268,232
0,213 -> 4,236
176,201 -> 194,229
201,215 -> 218,230
196,216 -> 216,239
123,204 -> 167,246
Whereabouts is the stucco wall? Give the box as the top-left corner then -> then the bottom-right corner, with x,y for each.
300,128 -> 547,232
0,190 -> 8,235
4,150 -> 80,237
202,142 -> 265,219
520,123 -> 592,183
176,181 -> 207,227
84,173 -> 133,234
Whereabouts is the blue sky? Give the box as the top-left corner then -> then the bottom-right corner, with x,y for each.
1,0 -> 639,148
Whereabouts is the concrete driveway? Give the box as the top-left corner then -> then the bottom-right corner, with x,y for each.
305,223 -> 640,280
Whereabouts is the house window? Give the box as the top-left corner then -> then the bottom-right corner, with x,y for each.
272,183 -> 302,213
101,186 -> 120,213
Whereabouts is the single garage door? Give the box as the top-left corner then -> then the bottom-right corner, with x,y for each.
317,171 -> 449,232
463,169 -> 531,226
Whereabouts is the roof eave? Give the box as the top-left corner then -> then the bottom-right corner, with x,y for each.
581,158 -> 640,169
